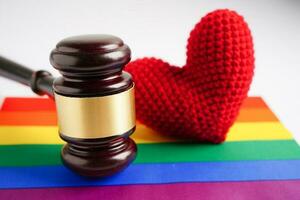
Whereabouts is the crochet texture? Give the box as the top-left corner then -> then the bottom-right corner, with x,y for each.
125,9 -> 254,143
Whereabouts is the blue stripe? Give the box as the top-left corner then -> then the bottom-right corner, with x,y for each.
1,160 -> 300,189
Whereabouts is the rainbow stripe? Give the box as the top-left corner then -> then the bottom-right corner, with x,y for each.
0,181 -> 299,200
0,97 -> 299,199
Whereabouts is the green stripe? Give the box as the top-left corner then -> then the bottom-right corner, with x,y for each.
0,140 -> 299,166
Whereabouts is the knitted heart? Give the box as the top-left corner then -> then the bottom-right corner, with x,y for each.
125,9 -> 254,143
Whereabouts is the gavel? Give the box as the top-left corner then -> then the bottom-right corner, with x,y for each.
0,34 -> 137,177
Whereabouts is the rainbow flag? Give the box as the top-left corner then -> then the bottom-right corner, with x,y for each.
0,97 -> 299,199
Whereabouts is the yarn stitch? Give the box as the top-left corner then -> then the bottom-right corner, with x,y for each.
125,9 -> 254,143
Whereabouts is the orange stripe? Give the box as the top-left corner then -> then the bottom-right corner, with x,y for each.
1,97 -> 267,112
237,108 -> 279,122
0,111 -> 57,125
0,107 -> 278,126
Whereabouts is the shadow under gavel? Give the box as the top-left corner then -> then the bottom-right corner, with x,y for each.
0,34 -> 137,178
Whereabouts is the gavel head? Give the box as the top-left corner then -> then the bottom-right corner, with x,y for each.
50,34 -> 137,177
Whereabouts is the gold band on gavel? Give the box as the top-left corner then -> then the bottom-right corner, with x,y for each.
54,86 -> 135,139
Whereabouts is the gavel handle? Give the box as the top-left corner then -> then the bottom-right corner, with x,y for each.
0,55 -> 55,98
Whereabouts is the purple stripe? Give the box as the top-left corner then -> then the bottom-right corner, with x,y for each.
0,180 -> 300,200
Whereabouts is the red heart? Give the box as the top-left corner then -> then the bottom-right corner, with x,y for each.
125,9 -> 254,143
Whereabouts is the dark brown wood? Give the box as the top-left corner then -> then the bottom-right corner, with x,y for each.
60,128 -> 136,178
50,34 -> 137,177
0,55 -> 54,97
50,34 -> 133,97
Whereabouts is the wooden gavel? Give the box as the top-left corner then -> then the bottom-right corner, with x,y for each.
0,34 -> 137,178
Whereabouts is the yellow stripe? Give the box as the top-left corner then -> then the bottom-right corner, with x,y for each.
226,122 -> 292,141
136,122 -> 293,143
0,122 -> 292,145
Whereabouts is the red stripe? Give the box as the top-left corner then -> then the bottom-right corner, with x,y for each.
1,97 -> 268,111
241,97 -> 269,108
1,97 -> 55,111
0,97 -> 278,125
0,107 -> 278,125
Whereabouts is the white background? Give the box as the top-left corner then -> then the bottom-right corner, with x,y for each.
0,0 -> 299,142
